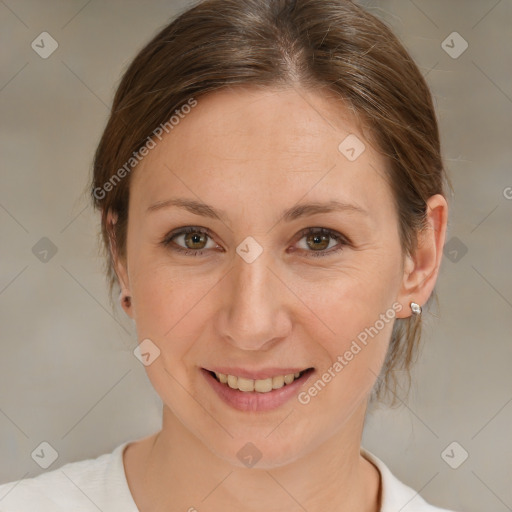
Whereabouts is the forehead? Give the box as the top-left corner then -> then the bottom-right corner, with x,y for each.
131,86 -> 394,223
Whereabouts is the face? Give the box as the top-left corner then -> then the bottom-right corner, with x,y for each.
116,86 -> 412,467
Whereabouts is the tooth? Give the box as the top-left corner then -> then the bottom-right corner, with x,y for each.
217,372 -> 303,392
237,377 -> 255,392
284,373 -> 295,385
227,374 -> 238,389
272,375 -> 285,389
254,378 -> 273,393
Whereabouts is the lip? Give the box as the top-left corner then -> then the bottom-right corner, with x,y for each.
201,367 -> 315,412
205,367 -> 311,380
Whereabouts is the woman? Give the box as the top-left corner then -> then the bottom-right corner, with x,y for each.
0,0 -> 459,510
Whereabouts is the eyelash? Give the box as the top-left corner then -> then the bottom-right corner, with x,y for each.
161,226 -> 349,258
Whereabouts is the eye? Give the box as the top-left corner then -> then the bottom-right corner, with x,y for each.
294,227 -> 348,257
161,226 -> 218,256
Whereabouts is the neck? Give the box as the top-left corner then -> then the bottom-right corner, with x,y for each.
124,401 -> 381,512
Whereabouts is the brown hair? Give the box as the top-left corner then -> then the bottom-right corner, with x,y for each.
90,0 -> 451,406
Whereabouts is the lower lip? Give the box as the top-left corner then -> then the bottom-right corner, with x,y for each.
201,368 -> 314,412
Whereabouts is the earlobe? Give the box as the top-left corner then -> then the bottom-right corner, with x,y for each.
395,194 -> 448,318
120,291 -> 133,318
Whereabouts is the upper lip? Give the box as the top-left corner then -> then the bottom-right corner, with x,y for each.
204,367 -> 313,380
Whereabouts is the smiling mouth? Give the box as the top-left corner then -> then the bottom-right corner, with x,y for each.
207,368 -> 314,393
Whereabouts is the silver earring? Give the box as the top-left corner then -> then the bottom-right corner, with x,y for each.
410,302 -> 422,315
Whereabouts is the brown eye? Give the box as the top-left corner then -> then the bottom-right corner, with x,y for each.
162,226 -> 217,255
305,232 -> 331,251
183,231 -> 208,250
296,227 -> 348,257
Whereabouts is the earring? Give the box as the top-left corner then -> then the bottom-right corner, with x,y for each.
410,302 -> 422,315
122,294 -> 132,308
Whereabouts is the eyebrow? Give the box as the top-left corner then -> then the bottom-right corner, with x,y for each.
146,197 -> 368,222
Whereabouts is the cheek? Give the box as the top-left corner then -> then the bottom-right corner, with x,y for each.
129,256 -> 222,360
315,287 -> 394,373
132,273 -> 198,336
129,268 -> 212,406
301,253 -> 401,397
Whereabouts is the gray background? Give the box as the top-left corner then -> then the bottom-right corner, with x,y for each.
1,1 -> 511,511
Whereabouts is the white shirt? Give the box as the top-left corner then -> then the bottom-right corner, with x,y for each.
0,441 -> 458,511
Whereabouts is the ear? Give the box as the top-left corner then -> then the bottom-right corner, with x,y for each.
395,194 -> 448,318
106,209 -> 133,319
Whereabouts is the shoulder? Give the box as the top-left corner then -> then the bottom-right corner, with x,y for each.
361,447 -> 461,512
0,441 -> 135,512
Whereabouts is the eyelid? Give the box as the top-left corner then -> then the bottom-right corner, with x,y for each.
295,227 -> 350,245
162,226 -> 219,253
291,227 -> 350,257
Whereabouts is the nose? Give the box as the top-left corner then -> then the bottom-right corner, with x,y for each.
218,245 -> 293,352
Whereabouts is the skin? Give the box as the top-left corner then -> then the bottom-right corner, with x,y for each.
109,85 -> 448,512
